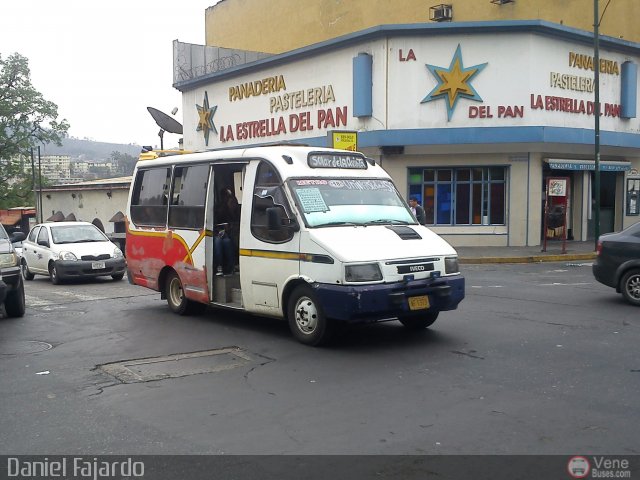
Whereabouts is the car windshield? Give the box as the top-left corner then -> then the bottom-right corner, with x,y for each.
0,224 -> 7,240
50,225 -> 108,244
288,178 -> 415,227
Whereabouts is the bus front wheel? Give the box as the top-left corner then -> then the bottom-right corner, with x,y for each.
398,311 -> 439,330
165,271 -> 205,315
287,285 -> 333,346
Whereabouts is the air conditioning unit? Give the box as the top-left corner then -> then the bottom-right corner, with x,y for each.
430,4 -> 453,22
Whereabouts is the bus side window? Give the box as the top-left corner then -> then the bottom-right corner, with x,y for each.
168,164 -> 209,229
130,168 -> 171,226
250,162 -> 294,243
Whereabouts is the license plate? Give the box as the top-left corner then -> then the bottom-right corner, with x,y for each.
91,261 -> 106,270
408,295 -> 429,310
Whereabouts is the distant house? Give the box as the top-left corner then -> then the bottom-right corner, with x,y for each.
0,207 -> 36,234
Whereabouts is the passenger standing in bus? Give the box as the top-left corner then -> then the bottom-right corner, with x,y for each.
214,186 -> 240,275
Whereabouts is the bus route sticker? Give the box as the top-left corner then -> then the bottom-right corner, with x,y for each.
297,187 -> 329,213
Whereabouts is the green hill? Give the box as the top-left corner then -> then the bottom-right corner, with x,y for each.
40,137 -> 141,160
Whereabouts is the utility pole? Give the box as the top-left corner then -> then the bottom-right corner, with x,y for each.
30,148 -> 37,220
37,146 -> 43,223
593,0 -> 601,250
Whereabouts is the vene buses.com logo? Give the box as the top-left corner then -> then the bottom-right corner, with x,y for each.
568,456 -> 590,478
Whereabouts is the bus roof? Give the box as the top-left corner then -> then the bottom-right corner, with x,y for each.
133,145 -> 388,180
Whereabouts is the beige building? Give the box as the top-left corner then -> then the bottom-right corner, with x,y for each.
175,2 -> 640,248
205,0 -> 640,53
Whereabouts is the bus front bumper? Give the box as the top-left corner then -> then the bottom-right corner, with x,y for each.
313,275 -> 465,323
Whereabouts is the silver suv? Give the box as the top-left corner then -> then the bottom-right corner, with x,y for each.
0,223 -> 26,317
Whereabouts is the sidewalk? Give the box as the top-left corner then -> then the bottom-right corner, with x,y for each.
455,240 -> 597,264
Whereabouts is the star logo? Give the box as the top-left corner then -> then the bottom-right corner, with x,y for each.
421,44 -> 487,121
196,91 -> 217,145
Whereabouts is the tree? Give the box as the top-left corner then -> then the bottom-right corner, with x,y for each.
110,150 -> 138,175
0,53 -> 69,206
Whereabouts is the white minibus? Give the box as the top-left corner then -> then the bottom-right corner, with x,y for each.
126,145 -> 465,345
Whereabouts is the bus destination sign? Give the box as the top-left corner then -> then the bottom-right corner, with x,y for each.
308,153 -> 367,170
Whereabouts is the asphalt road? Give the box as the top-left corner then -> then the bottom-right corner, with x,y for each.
0,262 -> 638,456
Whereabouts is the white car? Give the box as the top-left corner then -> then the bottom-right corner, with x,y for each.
21,221 -> 126,284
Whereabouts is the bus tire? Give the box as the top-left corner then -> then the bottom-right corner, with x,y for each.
398,311 -> 439,330
287,284 -> 333,346
165,270 -> 205,315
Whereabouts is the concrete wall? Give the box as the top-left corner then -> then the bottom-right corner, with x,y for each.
41,188 -> 128,235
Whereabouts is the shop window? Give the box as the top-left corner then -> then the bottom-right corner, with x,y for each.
409,166 -> 507,226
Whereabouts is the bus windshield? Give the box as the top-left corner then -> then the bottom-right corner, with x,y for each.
288,178 -> 415,227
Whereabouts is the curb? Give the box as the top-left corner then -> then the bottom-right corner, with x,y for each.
459,253 -> 596,265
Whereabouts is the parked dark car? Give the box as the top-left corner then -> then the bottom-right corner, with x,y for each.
0,223 -> 26,317
592,222 -> 640,306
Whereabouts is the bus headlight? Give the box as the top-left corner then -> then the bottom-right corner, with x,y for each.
345,263 -> 382,282
444,257 -> 459,274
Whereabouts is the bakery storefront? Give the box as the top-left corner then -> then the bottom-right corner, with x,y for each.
174,21 -> 640,247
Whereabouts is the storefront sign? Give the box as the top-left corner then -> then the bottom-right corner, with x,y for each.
547,159 -> 631,171
219,107 -> 348,142
530,94 -> 621,117
569,51 -> 620,75
329,131 -> 358,151
229,75 -> 286,101
217,73 -> 347,143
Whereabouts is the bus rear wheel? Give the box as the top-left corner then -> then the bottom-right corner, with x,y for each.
165,271 -> 205,315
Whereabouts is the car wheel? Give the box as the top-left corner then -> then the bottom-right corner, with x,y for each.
111,273 -> 125,281
4,277 -> 26,318
21,258 -> 35,281
49,262 -> 61,285
287,284 -> 333,346
620,269 -> 640,306
165,271 -> 205,315
398,311 -> 439,330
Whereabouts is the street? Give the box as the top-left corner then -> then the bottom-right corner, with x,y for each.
0,262 -> 638,455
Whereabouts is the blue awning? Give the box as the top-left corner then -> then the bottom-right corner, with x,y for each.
546,159 -> 631,171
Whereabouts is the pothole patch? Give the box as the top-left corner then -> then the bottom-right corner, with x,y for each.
1,340 -> 53,355
98,347 -> 254,383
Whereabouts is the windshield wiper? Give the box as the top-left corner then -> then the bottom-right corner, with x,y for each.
73,239 -> 104,243
367,219 -> 411,225
319,221 -> 363,227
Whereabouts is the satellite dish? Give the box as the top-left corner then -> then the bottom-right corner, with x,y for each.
147,107 -> 183,134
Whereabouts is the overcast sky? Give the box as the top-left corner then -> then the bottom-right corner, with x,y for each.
1,0 -> 219,148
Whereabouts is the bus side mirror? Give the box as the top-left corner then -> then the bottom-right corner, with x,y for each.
266,207 -> 299,232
